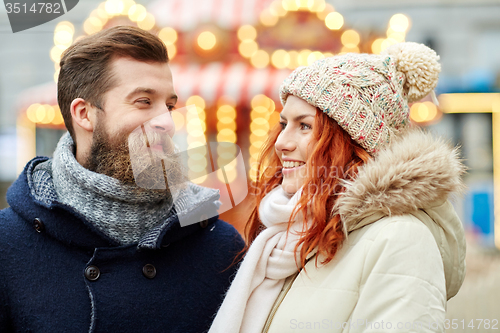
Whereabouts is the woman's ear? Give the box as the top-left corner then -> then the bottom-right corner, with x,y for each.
70,98 -> 95,133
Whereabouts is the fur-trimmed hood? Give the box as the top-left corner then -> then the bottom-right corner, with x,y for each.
336,129 -> 467,300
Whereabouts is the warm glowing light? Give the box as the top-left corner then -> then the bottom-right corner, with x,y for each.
251,94 -> 273,109
52,107 -> 64,125
217,105 -> 236,119
389,13 -> 410,33
371,38 -> 385,54
217,129 -> 237,143
217,121 -> 236,132
198,31 -> 217,50
410,102 -> 438,123
250,50 -> 270,68
307,51 -> 324,65
341,30 -> 360,48
26,104 -> 39,123
439,93 -> 500,113
316,3 -> 334,20
260,9 -> 279,26
282,0 -> 298,11
137,13 -> 155,30
159,27 -> 177,45
90,9 -> 109,27
288,50 -> 299,69
166,44 -> 177,59
237,25 -> 257,41
40,105 -> 55,124
50,46 -> 65,62
297,49 -> 312,66
188,158 -> 207,173
128,4 -> 147,22
325,12 -> 343,30
239,40 -> 259,58
55,21 -> 74,34
380,38 -> 398,52
296,0 -> 313,9
270,0 -> 287,16
386,27 -> 406,42
271,49 -> 291,69
171,111 -> 185,130
104,0 -> 124,15
83,17 -> 103,34
186,96 -> 206,109
341,46 -> 360,53
120,0 -> 134,15
217,167 -> 237,183
269,111 -> 280,128
34,105 -> 46,123
251,120 -> 270,133
218,144 -> 237,158
309,0 -> 325,12
54,30 -> 73,46
252,106 -> 269,116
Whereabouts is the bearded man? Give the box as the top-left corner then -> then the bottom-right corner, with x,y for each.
0,26 -> 244,333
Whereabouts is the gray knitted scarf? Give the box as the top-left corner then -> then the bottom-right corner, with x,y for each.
47,133 -> 178,245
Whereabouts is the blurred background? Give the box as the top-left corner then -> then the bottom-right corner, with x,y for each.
1,0 -> 499,328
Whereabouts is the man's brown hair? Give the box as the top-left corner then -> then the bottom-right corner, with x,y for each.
57,25 -> 169,141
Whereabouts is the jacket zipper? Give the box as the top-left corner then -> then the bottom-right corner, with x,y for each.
262,272 -> 299,333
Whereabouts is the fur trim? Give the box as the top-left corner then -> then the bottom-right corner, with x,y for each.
336,129 -> 466,231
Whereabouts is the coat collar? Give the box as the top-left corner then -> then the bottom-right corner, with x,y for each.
7,157 -> 220,250
334,129 -> 467,300
336,128 -> 466,233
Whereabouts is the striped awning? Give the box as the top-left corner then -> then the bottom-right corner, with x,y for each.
148,0 -> 274,32
170,62 -> 291,105
17,62 -> 291,112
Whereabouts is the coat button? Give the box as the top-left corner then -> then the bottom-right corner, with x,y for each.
33,218 -> 45,233
85,265 -> 100,281
143,264 -> 156,279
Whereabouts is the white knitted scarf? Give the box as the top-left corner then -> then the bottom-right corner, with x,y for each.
209,185 -> 309,333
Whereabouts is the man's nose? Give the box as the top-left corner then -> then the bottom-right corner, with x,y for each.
149,112 -> 175,137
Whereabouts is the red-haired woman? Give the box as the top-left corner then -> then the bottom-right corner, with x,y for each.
210,42 -> 466,333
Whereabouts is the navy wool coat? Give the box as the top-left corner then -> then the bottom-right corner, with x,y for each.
0,158 -> 245,333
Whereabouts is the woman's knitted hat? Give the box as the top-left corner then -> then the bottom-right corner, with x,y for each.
279,42 -> 441,154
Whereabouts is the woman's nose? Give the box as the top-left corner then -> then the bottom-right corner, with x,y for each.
275,129 -> 296,153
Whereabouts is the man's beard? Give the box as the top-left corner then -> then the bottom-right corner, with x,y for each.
84,120 -> 187,195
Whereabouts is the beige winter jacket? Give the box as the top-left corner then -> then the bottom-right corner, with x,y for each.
265,130 -> 467,333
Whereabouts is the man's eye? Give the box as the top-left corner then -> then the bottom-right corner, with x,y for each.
167,105 -> 176,111
279,122 -> 286,130
137,99 -> 151,105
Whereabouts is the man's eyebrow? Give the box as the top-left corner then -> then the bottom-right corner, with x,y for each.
126,87 -> 157,100
280,114 -> 315,122
126,88 -> 178,103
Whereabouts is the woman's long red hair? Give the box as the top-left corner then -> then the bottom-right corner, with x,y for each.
245,109 -> 371,268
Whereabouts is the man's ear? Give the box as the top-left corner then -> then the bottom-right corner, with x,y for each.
70,98 -> 96,133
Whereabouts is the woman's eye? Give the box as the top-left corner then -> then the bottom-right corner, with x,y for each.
300,123 -> 312,130
279,122 -> 287,130
167,105 -> 176,111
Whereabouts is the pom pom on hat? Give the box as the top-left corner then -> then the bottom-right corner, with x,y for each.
279,42 -> 441,154
382,42 -> 441,103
